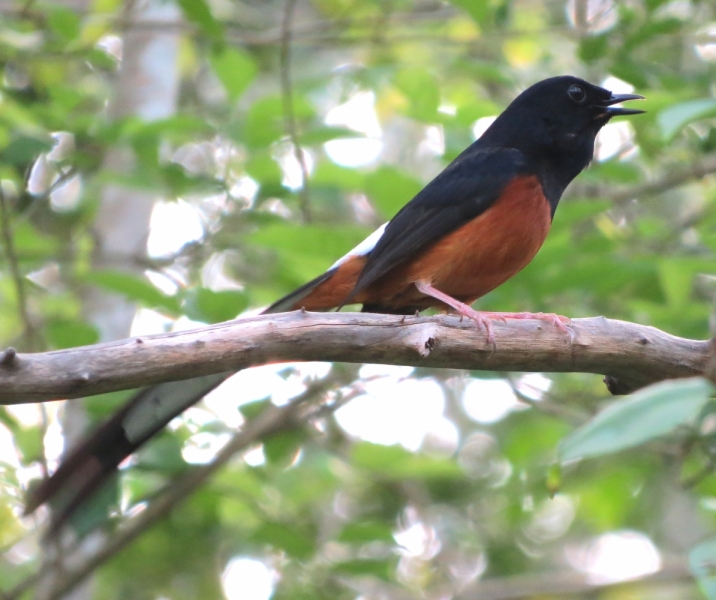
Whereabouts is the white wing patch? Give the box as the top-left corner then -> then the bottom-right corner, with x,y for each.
330,222 -> 387,269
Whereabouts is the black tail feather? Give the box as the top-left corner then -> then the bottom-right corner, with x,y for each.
26,373 -> 229,532
27,267 -> 343,533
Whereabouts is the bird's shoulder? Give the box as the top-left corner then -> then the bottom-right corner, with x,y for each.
392,145 -> 531,219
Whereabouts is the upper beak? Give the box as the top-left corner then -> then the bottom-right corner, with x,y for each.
600,93 -> 646,116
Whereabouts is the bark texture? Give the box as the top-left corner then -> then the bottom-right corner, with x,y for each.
0,312 -> 708,404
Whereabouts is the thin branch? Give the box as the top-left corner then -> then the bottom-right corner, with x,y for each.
504,375 -> 589,425
458,558 -> 692,600
571,153 -> 716,205
280,0 -> 311,222
0,184 -> 37,349
0,312 -> 709,404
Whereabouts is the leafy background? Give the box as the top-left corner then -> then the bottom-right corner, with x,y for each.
1,0 -> 716,598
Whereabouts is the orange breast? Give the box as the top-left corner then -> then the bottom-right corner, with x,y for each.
361,175 -> 552,309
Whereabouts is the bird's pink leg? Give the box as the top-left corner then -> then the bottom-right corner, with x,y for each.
414,282 -> 572,344
415,281 -> 501,343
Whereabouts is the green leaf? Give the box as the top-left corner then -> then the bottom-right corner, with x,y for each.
689,538 -> 716,599
244,96 -> 284,149
300,126 -> 363,145
658,259 -> 693,308
351,442 -> 463,480
46,6 -> 81,41
183,288 -> 248,323
365,166 -> 422,219
658,98 -> 716,140
245,151 -> 283,185
251,521 -> 316,559
0,496 -> 22,546
135,434 -> 187,473
1,136 -> 53,166
338,521 -> 394,543
239,399 -> 271,420
12,221 -> 59,257
554,199 -> 611,224
209,48 -> 257,102
579,35 -> 609,63
560,378 -> 714,462
177,0 -> 223,40
332,558 -> 395,581
247,223 -> 370,262
139,115 -> 214,141
312,161 -> 364,190
244,95 -> 313,149
12,427 -> 42,463
46,320 -> 99,349
66,475 -> 119,538
447,0 -> 490,24
0,408 -> 19,433
394,67 -> 440,122
86,47 -> 119,71
161,163 -> 221,196
263,430 -> 305,465
587,160 -> 642,184
83,389 -> 137,421
85,270 -> 180,314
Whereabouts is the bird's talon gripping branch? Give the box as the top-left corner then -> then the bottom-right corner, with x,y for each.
414,281 -> 497,345
477,311 -> 573,341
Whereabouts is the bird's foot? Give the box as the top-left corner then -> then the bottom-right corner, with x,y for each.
414,281 -> 499,344
494,311 -> 573,340
413,282 -> 572,345
452,304 -> 499,344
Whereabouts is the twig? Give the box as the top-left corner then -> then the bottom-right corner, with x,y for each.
458,557 -> 691,600
280,0 -> 312,222
0,184 -> 36,349
505,375 -> 589,425
571,153 -> 716,205
0,313 -> 708,404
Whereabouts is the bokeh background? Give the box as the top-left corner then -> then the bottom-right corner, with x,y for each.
1,0 -> 716,598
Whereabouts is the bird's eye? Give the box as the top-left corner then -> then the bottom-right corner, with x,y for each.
567,84 -> 587,103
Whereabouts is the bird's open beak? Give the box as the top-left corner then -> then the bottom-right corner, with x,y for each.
599,93 -> 646,116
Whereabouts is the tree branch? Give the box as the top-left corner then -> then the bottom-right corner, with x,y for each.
0,312 -> 708,404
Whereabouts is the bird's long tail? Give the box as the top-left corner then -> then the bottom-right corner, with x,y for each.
25,269 -> 337,533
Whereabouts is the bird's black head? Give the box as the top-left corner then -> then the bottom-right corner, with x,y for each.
479,76 -> 644,202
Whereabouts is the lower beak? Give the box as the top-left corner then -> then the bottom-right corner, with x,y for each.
600,93 -> 646,116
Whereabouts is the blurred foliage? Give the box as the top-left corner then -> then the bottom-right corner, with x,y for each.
0,0 -> 716,599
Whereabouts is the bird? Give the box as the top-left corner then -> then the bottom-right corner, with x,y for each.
25,76 -> 644,532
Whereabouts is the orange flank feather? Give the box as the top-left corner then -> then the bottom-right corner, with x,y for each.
296,254 -> 368,310
289,175 -> 551,312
